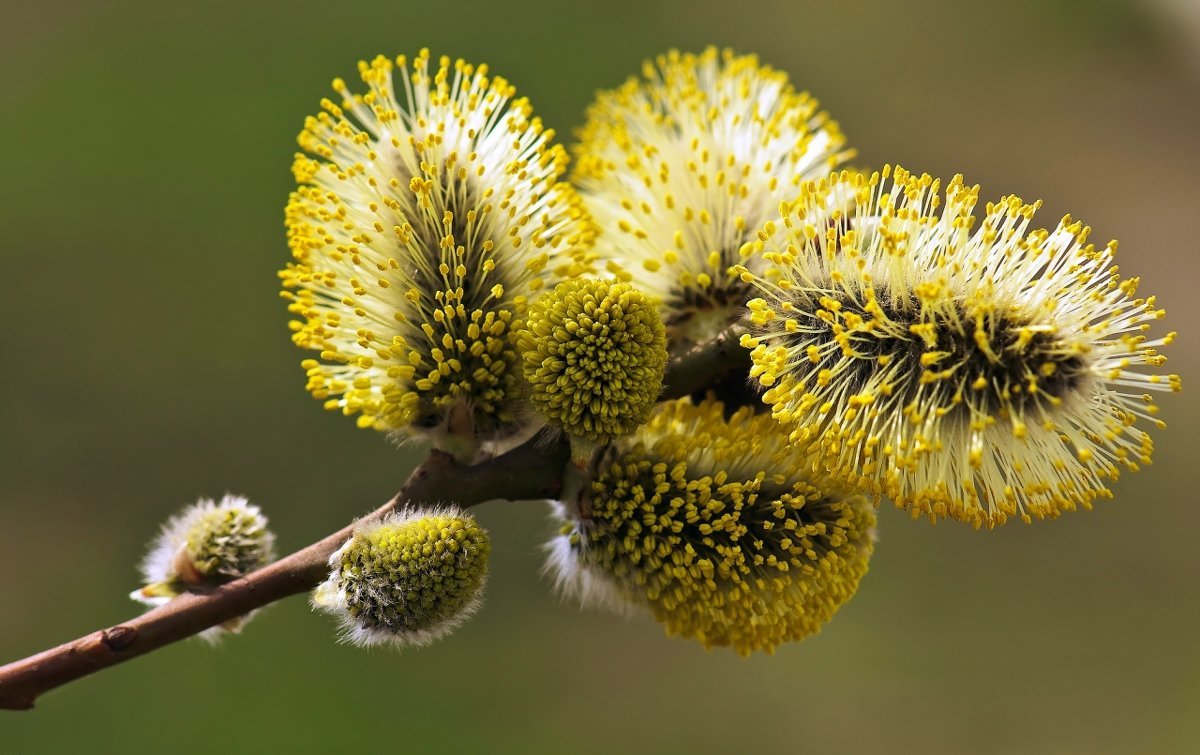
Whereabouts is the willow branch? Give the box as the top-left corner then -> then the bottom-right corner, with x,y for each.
662,323 -> 750,399
0,435 -> 570,711
0,325 -> 744,712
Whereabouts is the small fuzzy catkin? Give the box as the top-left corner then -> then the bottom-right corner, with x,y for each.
312,508 -> 490,648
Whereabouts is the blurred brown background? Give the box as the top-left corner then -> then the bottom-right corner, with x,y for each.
1,0 -> 1196,752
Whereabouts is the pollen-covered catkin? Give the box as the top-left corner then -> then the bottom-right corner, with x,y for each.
547,397 -> 875,655
737,166 -> 1181,528
572,47 -> 854,348
282,50 -> 596,449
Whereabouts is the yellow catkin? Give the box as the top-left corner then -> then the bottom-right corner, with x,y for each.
737,166 -> 1180,528
572,47 -> 855,349
549,397 -> 875,655
281,51 -> 597,442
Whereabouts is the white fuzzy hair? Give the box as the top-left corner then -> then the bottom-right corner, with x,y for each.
540,500 -> 641,618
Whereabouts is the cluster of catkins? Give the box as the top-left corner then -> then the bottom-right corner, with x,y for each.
135,48 -> 1178,656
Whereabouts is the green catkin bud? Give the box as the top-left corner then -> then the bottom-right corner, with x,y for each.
517,279 -> 667,451
131,494 -> 276,638
132,494 -> 276,603
312,508 -> 490,648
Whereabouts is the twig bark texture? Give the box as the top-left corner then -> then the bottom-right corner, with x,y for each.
0,333 -> 738,710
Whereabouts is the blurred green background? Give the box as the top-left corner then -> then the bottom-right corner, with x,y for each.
1,0 -> 1197,752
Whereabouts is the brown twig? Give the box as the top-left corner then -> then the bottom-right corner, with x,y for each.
0,435 -> 570,711
0,326 -> 743,711
662,324 -> 750,399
